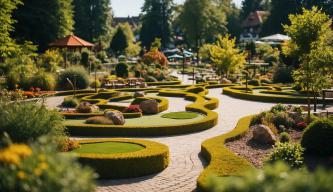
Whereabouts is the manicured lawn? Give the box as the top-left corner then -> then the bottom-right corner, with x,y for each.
162,111 -> 199,119
71,141 -> 145,154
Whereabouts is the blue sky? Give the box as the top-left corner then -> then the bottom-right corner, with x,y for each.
111,0 -> 243,17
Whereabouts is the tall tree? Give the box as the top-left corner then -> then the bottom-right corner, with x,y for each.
73,0 -> 112,43
178,0 -> 227,63
13,0 -> 74,51
0,0 -> 22,59
110,27 -> 128,56
261,0 -> 301,36
240,0 -> 268,20
301,0 -> 333,16
140,0 -> 173,49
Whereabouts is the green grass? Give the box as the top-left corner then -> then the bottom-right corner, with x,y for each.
71,141 -> 145,154
161,111 -> 199,119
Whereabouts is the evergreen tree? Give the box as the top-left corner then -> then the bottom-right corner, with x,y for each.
73,0 -> 112,42
301,0 -> 333,16
13,0 -> 74,51
110,27 -> 128,56
140,0 -> 173,49
261,0 -> 301,36
0,0 -> 22,58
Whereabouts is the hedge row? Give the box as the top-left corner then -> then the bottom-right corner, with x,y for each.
73,138 -> 169,179
146,80 -> 181,86
197,115 -> 254,191
222,86 -> 331,104
66,88 -> 218,136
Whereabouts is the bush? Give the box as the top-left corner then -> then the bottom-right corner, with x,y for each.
145,76 -> 157,82
292,84 -> 302,91
272,64 -> 294,83
76,102 -> 93,113
260,78 -> 272,84
250,111 -> 268,125
0,141 -> 96,192
90,80 -> 101,88
248,79 -> 261,86
29,72 -> 56,91
267,142 -> 304,168
61,96 -> 79,108
279,132 -> 291,143
57,66 -> 90,90
0,102 -> 66,145
207,162 -> 333,192
301,118 -> 333,156
270,103 -> 287,113
115,63 -> 129,78
85,116 -> 114,125
272,112 -> 295,130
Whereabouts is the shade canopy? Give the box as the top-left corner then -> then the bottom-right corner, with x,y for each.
260,34 -> 291,42
49,35 -> 94,48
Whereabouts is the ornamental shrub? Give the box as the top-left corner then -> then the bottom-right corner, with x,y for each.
0,140 -> 96,192
247,79 -> 261,86
272,112 -> 295,130
250,111 -> 268,125
57,66 -> 90,90
267,142 -> 304,168
207,162 -> 333,192
301,118 -> 333,156
29,72 -> 56,91
61,96 -> 79,108
90,80 -> 101,88
115,63 -> 129,78
0,102 -> 66,145
270,103 -> 287,114
76,102 -> 93,113
279,132 -> 291,143
272,64 -> 294,83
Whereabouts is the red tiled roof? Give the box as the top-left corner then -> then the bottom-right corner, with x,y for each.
242,11 -> 269,28
49,35 -> 94,47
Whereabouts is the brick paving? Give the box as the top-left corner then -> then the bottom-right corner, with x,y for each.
45,75 -> 276,192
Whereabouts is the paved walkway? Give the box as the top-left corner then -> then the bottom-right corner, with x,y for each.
44,75 -> 276,192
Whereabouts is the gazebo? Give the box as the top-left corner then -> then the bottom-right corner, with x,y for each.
49,35 -> 94,68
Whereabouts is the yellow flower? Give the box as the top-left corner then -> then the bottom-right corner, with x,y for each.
39,162 -> 49,170
38,154 -> 46,162
0,151 -> 20,165
0,144 -> 32,165
17,171 -> 26,180
9,144 -> 32,158
34,168 -> 42,176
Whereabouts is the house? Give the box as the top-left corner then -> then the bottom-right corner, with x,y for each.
112,16 -> 140,27
240,11 -> 269,42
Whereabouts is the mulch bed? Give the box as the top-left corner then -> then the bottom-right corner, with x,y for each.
225,126 -> 332,170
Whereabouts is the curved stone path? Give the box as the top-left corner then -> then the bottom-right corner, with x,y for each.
44,75 -> 276,192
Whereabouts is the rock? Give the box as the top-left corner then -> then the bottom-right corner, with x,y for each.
220,78 -> 232,84
139,99 -> 159,114
134,91 -> 145,98
104,110 -> 125,125
252,124 -> 277,145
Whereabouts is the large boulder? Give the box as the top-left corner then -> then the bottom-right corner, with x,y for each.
134,91 -> 145,98
139,99 -> 158,114
220,78 -> 232,84
104,110 -> 125,125
252,124 -> 277,145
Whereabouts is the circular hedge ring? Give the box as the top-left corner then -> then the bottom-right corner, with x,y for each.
72,138 -> 169,179
161,111 -> 200,119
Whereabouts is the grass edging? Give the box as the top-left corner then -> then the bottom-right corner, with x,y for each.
72,138 -> 169,179
197,115 -> 254,191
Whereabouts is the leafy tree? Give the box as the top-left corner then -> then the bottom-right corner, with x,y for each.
0,0 -> 22,59
117,23 -> 141,57
261,0 -> 301,36
110,27 -> 128,56
151,38 -> 162,50
284,7 -> 333,120
240,0 -> 268,20
301,0 -> 333,16
13,0 -> 74,51
178,0 -> 227,63
73,0 -> 112,42
140,0 -> 173,49
209,35 -> 246,77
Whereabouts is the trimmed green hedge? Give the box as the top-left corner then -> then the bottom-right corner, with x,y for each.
66,88 -> 218,136
146,80 -> 181,86
222,86 -> 331,104
73,138 -> 169,179
197,115 -> 254,191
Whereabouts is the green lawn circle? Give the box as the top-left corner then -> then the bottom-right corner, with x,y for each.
71,141 -> 145,154
161,111 -> 200,119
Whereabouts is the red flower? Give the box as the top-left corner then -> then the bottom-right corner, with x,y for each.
123,105 -> 142,113
296,121 -> 307,130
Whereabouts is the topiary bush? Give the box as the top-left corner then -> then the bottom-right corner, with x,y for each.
61,96 -> 79,108
272,112 -> 295,130
248,79 -> 261,86
301,118 -> 333,156
29,72 -> 56,91
267,142 -> 304,168
76,102 -> 94,113
270,103 -> 287,113
57,66 -> 90,90
115,63 -> 129,78
272,64 -> 294,83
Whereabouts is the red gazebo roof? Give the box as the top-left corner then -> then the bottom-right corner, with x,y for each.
49,35 -> 94,48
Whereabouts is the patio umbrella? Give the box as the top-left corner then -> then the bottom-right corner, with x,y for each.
168,54 -> 184,59
260,34 -> 291,42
